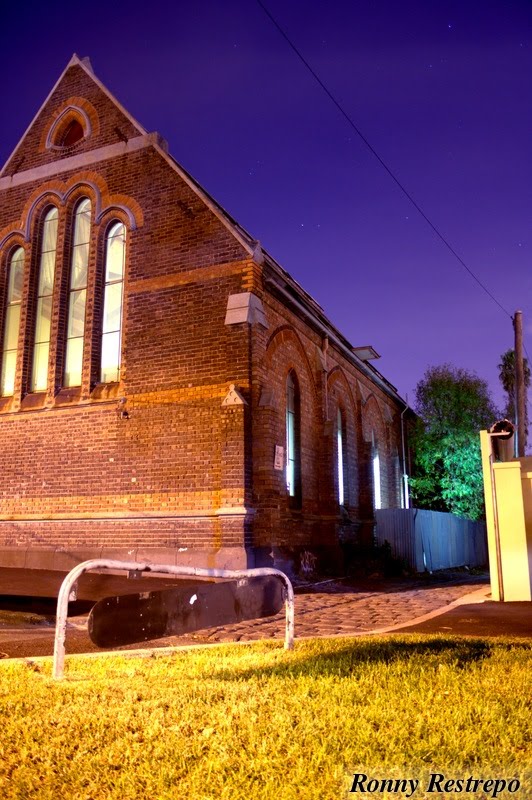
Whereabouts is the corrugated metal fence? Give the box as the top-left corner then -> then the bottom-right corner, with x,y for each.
375,508 -> 488,572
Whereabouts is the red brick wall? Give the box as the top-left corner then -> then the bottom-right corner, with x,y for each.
0,64 -> 257,570
0,60 -> 406,575
249,277 -> 405,571
2,64 -> 141,177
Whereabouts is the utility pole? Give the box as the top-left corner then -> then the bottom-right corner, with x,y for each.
514,310 -> 526,457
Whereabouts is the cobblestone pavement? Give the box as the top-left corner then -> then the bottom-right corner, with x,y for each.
188,577 -> 490,645
0,574 -> 490,659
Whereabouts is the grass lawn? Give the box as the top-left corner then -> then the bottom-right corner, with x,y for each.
0,635 -> 530,799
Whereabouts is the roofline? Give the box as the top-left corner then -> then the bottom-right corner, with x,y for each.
0,51 -> 256,257
151,142 -> 257,258
0,54 -> 147,179
263,265 -> 406,406
148,146 -> 405,406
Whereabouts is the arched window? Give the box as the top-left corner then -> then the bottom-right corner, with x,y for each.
47,109 -> 88,150
32,207 -> 58,392
372,430 -> 382,510
1,247 -> 24,396
101,222 -> 126,383
286,370 -> 302,504
64,198 -> 91,387
337,407 -> 345,506
60,119 -> 84,147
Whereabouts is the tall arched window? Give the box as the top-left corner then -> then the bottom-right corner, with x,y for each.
1,247 -> 24,396
32,207 -> 58,392
64,198 -> 91,387
101,222 -> 126,383
372,430 -> 382,510
337,407 -> 345,506
286,370 -> 302,504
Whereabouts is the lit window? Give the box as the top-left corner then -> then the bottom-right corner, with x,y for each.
372,431 -> 381,510
101,222 -> 126,383
31,207 -> 58,392
286,370 -> 301,502
1,247 -> 24,396
64,199 -> 91,387
337,407 -> 345,506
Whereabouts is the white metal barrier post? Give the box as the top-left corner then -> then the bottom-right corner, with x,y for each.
53,560 -> 295,679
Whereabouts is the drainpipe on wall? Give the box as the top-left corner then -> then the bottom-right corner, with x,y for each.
400,400 -> 410,509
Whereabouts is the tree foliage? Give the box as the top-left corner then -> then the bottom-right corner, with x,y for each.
497,349 -> 530,441
410,364 -> 499,521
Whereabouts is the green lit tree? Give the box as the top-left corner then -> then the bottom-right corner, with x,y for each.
410,364 -> 499,520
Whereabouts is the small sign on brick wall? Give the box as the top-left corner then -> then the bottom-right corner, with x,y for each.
274,445 -> 284,471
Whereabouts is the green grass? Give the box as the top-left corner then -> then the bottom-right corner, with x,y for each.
0,636 -> 530,799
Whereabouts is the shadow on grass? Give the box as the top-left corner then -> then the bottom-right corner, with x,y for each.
212,637 -> 531,682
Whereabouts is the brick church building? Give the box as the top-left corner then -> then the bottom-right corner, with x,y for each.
0,55 -> 409,575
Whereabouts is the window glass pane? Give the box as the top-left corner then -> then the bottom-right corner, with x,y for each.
286,375 -> 296,496
8,249 -> 24,302
102,282 -> 123,334
337,409 -> 344,506
287,411 -> 295,458
64,338 -> 83,387
67,290 -> 86,338
287,375 -> 295,413
42,210 -> 58,252
2,248 -> 24,396
4,306 -> 20,351
64,200 -> 90,389
34,296 -> 52,343
38,250 -> 56,296
101,331 -> 121,383
32,341 -> 49,391
76,197 -> 91,215
286,460 -> 295,496
101,222 -> 125,383
70,244 -> 89,289
31,208 -> 57,392
105,226 -> 125,282
373,449 -> 381,510
1,350 -> 16,396
73,202 -> 91,245
107,221 -> 125,240
61,119 -> 84,147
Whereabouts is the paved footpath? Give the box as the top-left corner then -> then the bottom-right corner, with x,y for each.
1,572 -> 513,659
195,577 -> 490,644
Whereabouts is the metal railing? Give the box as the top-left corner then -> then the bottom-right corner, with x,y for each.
53,559 -> 295,679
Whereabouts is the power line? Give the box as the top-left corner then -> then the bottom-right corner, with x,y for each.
256,0 -> 513,320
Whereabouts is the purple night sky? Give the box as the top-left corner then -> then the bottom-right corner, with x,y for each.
1,0 -> 530,413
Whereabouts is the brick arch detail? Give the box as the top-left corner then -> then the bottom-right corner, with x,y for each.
23,191 -> 63,242
326,365 -> 357,418
40,96 -> 101,152
17,174 -> 143,243
0,227 -> 26,252
362,393 -> 386,444
265,324 -> 319,405
95,200 -> 141,231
